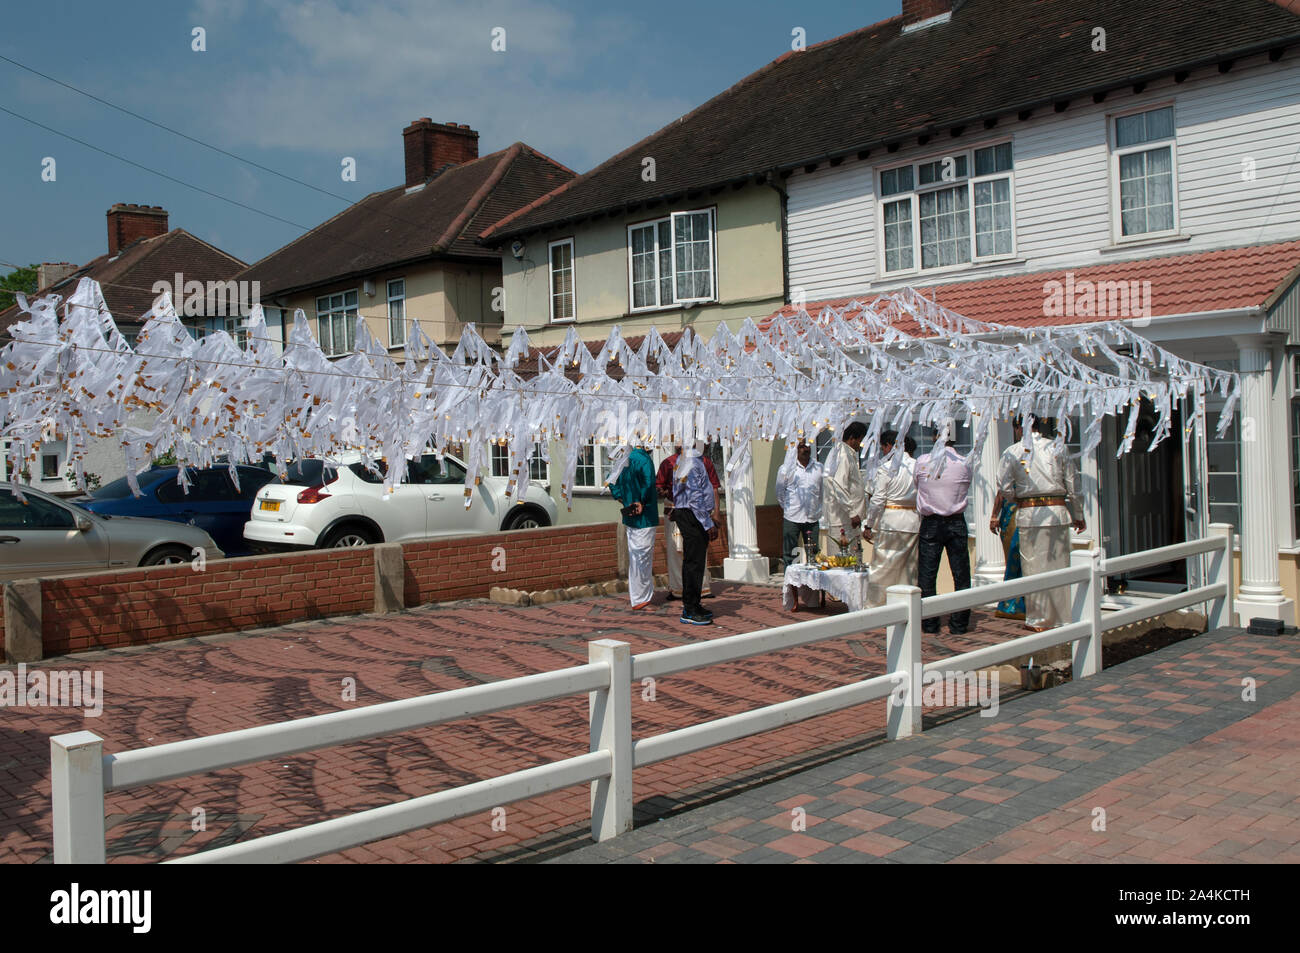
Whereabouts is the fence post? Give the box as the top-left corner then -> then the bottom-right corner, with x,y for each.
1207,523 -> 1234,630
50,731 -> 106,864
885,585 -> 922,740
1070,549 -> 1102,678
588,639 -> 633,841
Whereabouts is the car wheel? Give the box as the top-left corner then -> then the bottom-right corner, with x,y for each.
503,507 -> 549,531
321,524 -> 378,548
141,545 -> 194,567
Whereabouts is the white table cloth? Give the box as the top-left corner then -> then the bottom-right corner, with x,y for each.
782,564 -> 871,612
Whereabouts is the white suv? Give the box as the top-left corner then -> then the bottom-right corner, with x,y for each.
243,453 -> 558,550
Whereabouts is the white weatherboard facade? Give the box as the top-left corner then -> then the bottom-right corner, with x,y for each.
787,53 -> 1300,298
786,50 -> 1300,623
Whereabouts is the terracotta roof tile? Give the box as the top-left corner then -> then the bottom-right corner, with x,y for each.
761,239 -> 1300,333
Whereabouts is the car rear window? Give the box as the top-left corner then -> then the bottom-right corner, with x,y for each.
271,460 -> 343,486
348,461 -> 388,483
92,469 -> 174,500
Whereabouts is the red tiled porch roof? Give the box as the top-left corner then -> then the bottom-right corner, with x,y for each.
763,238 -> 1300,333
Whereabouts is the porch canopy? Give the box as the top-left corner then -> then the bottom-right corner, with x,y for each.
0,278 -> 1240,576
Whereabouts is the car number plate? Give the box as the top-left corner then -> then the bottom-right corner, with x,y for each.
260,500 -> 282,512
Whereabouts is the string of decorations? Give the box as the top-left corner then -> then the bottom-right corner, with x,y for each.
0,278 -> 1239,508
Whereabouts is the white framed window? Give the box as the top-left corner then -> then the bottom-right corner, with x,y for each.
878,142 -> 1015,276
316,290 -> 358,357
490,442 -> 549,482
627,209 -> 716,311
223,316 -> 248,348
574,443 -> 612,489
1111,104 -> 1177,241
41,453 -> 59,480
1204,359 -> 1241,532
549,239 -> 575,323
387,279 -> 406,347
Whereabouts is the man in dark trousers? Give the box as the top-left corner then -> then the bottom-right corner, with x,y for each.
656,444 -> 720,599
915,423 -> 974,634
671,442 -> 720,625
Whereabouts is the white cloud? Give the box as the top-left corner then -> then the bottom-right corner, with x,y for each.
177,0 -> 690,171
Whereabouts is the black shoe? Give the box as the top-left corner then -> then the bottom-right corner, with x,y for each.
922,625 -> 940,634
698,607 -> 715,619
680,610 -> 713,626
665,592 -> 681,601
949,625 -> 970,635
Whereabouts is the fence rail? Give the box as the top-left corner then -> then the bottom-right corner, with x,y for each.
51,524 -> 1235,864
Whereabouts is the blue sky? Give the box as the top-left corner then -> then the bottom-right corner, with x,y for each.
0,0 -> 898,273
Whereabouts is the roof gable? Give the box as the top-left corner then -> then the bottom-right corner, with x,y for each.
1,229 -> 246,329
240,145 -> 574,297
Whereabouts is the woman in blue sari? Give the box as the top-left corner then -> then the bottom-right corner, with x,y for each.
989,490 -> 1026,619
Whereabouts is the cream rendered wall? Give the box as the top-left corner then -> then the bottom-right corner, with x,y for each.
500,184 -> 785,346
278,260 -> 501,354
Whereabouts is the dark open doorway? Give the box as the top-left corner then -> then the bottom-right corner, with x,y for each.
1113,397 -> 1186,585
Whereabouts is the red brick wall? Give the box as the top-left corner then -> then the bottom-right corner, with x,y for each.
403,523 -> 618,605
22,519 -> 743,660
41,548 -> 373,656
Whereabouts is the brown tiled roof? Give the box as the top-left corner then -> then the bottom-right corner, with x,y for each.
483,0 -> 1300,242
239,145 -> 574,297
760,238 -> 1300,333
0,229 -> 245,331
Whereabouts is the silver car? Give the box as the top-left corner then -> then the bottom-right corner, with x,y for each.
0,482 -> 223,581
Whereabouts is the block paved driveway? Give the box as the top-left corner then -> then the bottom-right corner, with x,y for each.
1,583 -> 1030,864
552,626 -> 1300,864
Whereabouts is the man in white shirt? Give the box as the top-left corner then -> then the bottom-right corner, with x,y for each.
822,421 -> 867,560
863,430 -> 919,608
996,416 -> 1086,631
776,439 -> 823,568
916,426 -> 974,634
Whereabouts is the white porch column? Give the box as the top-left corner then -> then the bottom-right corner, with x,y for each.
723,442 -> 770,583
1234,342 -> 1295,624
972,419 -> 1006,586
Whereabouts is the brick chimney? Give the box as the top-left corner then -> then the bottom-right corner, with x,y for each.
37,262 -> 78,291
106,204 -> 169,256
402,119 -> 479,188
902,0 -> 956,27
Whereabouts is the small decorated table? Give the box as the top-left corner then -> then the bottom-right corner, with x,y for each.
782,563 -> 871,612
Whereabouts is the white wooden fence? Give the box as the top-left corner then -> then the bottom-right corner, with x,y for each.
50,524 -> 1234,863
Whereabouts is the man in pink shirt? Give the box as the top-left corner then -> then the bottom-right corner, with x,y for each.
915,425 -> 973,634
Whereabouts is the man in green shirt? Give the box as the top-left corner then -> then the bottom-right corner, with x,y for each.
609,445 -> 660,609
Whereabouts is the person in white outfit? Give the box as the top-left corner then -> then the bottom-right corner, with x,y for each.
776,439 -> 824,568
995,417 -> 1086,631
863,430 -> 920,608
822,421 -> 867,560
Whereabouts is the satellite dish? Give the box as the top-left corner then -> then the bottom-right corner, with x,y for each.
510,240 -> 525,259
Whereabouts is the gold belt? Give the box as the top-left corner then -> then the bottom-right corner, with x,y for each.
1017,496 -> 1067,508
885,503 -> 916,510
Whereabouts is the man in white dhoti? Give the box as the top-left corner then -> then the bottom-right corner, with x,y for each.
608,444 -> 659,609
863,430 -> 919,608
822,421 -> 867,560
995,417 -> 1086,631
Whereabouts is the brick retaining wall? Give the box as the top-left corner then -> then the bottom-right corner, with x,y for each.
2,519 -> 738,662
